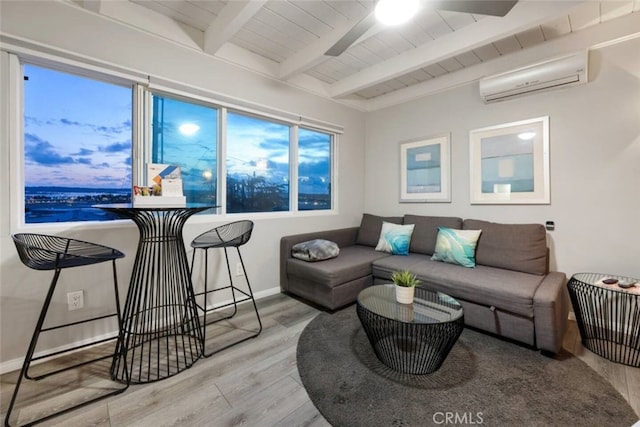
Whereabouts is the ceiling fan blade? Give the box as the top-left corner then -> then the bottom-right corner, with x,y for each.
325,12 -> 377,57
433,0 -> 518,17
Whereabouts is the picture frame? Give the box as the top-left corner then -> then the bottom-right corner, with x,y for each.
469,116 -> 550,204
399,134 -> 451,203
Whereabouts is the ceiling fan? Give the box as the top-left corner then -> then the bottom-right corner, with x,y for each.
325,0 -> 519,57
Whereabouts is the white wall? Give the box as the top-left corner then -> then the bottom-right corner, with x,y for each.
0,1 -> 366,368
365,36 -> 640,279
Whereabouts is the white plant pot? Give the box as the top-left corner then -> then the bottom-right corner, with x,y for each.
395,285 -> 415,304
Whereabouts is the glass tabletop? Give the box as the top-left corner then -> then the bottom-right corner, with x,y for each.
357,284 -> 463,324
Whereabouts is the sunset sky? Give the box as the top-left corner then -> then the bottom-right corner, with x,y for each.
23,64 -> 330,194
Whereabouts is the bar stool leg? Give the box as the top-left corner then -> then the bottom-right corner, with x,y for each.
5,261 -> 129,427
200,247 -> 263,358
222,247 -> 239,317
236,248 -> 263,335
110,260 -> 130,385
189,249 -> 263,358
4,270 -> 61,427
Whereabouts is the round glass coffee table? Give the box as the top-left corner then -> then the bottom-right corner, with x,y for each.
356,284 -> 464,374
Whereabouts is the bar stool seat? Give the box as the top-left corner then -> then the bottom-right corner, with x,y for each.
5,233 -> 129,427
190,220 -> 262,357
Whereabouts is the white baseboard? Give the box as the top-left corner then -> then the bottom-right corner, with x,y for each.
0,333 -> 120,375
0,285 -> 282,375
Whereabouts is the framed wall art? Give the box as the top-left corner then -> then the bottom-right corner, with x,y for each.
399,134 -> 451,203
469,116 -> 550,204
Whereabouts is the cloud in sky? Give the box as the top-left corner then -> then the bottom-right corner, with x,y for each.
25,133 -> 75,166
57,117 -> 131,135
60,118 -> 82,126
75,148 -> 94,156
299,159 -> 329,177
101,141 -> 131,153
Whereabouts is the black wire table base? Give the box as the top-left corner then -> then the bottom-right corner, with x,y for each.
356,285 -> 464,375
99,205 -> 211,383
567,272 -> 640,367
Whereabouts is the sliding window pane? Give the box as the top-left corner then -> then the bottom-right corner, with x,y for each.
298,128 -> 332,211
150,94 -> 218,205
226,112 -> 290,213
23,64 -> 132,223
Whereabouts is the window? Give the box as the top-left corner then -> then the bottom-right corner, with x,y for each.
298,128 -> 332,211
23,64 -> 132,223
226,111 -> 290,213
150,93 -> 218,205
15,55 -> 337,225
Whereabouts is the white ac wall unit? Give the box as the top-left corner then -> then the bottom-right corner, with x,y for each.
479,51 -> 588,103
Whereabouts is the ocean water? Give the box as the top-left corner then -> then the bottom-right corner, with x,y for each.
24,186 -> 330,223
25,186 -> 130,223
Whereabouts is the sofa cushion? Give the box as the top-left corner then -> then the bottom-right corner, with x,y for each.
356,213 -> 403,247
404,215 -> 463,255
372,254 -> 544,317
287,244 -> 389,288
463,219 -> 548,275
375,222 -> 415,255
431,227 -> 482,268
371,253 -> 430,279
291,239 -> 339,262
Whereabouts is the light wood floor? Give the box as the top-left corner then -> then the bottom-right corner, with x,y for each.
1,293 -> 639,426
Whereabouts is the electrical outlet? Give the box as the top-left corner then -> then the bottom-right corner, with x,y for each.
67,291 -> 84,311
235,262 -> 244,277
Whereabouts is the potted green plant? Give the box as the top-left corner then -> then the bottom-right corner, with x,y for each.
391,270 -> 420,304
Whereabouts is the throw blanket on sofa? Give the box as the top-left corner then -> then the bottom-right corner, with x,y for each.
292,239 -> 339,262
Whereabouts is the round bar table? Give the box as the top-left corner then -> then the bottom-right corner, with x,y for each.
567,272 -> 640,367
98,204 -> 214,383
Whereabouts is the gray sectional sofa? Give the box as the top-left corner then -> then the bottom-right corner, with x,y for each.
280,213 -> 569,354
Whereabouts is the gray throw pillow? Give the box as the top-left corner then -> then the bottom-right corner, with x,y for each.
291,239 -> 340,262
356,213 -> 403,247
463,219 -> 547,275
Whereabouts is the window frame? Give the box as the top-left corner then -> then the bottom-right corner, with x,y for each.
7,51 -> 340,231
296,126 -> 335,213
144,89 -> 221,209
224,107 -> 293,215
9,54 -> 140,231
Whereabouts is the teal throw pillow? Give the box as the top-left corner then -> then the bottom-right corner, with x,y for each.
431,227 -> 482,268
375,222 -> 415,255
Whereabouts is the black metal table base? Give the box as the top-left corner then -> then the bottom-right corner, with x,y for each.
356,290 -> 464,375
101,206 -> 210,383
567,273 -> 640,368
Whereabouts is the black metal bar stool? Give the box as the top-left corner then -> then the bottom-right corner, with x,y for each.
189,220 -> 262,357
5,233 -> 129,427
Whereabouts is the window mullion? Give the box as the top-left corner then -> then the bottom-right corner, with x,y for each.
219,108 -> 227,215
134,85 -> 149,187
290,126 -> 299,213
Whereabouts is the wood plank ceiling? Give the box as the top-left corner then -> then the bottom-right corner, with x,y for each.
75,0 -> 640,110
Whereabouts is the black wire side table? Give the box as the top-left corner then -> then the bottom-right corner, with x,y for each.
97,204 -> 214,383
567,272 -> 640,367
356,284 -> 464,375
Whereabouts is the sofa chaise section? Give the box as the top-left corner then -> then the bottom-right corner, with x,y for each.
280,226 -> 390,310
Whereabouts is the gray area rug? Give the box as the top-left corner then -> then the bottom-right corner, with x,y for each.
297,306 -> 638,427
